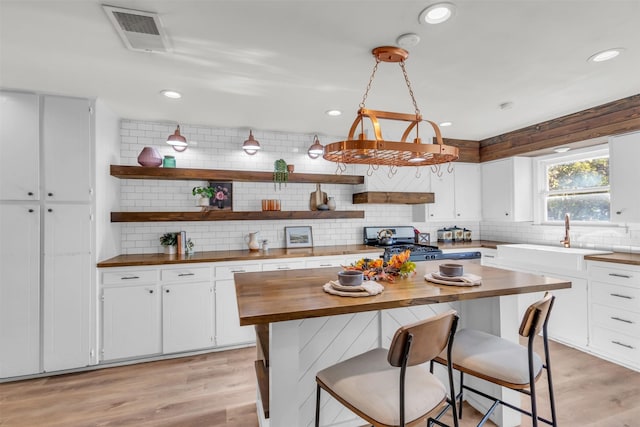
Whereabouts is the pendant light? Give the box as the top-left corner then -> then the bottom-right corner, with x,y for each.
166,125 -> 188,152
307,135 -> 324,159
323,46 -> 459,167
242,130 -> 261,155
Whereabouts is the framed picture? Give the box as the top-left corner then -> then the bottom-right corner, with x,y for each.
208,181 -> 232,210
285,226 -> 314,248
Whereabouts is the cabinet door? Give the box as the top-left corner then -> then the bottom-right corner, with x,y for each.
215,279 -> 256,346
102,285 -> 161,360
43,204 -> 93,371
0,92 -> 39,201
427,170 -> 455,220
610,132 -> 640,223
0,204 -> 40,377
162,282 -> 215,353
453,163 -> 481,220
481,159 -> 512,220
544,274 -> 588,348
42,96 -> 92,202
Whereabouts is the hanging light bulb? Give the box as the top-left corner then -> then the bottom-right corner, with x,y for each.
242,130 -> 261,155
166,125 -> 188,152
307,135 -> 324,159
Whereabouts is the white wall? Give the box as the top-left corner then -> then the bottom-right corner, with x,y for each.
117,119 -> 468,254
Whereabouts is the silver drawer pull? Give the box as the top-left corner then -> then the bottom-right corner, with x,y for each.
484,255 -> 495,258
230,269 -> 246,273
611,316 -> 634,324
319,264 -> 332,267
178,272 -> 195,277
276,267 -> 290,270
611,341 -> 635,350
609,273 -> 632,279
610,293 -> 633,300
121,276 -> 140,280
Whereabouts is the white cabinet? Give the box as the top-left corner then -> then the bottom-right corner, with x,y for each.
0,92 -> 98,378
481,157 -> 532,221
102,284 -> 161,361
0,91 -> 39,201
609,132 -> 640,223
42,96 -> 93,202
262,259 -> 306,271
413,163 -> 481,221
162,282 -> 214,353
215,263 -> 261,347
588,262 -> 639,370
43,204 -> 93,371
0,204 -> 40,377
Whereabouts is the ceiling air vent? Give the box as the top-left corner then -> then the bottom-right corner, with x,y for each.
103,5 -> 170,53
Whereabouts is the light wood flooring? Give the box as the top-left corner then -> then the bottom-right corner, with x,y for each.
1,340 -> 639,427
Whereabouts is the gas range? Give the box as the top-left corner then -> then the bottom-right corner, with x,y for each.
363,226 -> 481,262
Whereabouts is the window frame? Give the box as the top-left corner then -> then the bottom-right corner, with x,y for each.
533,145 -> 610,225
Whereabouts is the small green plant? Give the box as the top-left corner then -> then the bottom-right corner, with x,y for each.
192,186 -> 215,198
273,159 -> 288,190
159,232 -> 178,247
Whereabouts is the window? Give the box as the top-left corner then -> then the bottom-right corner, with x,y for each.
537,147 -> 610,222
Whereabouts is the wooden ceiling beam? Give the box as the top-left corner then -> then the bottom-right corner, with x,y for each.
479,93 -> 640,162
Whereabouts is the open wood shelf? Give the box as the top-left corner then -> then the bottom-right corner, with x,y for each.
352,191 -> 434,204
110,165 -> 364,185
110,210 -> 365,222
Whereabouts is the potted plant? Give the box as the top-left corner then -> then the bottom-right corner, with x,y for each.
160,232 -> 178,254
192,186 -> 215,207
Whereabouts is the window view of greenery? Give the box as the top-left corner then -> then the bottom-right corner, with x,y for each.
545,157 -> 610,221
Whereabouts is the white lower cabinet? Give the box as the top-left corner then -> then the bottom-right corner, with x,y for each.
0,204 -> 40,377
588,262 -> 639,370
102,284 -> 161,361
162,282 -> 214,353
215,263 -> 261,347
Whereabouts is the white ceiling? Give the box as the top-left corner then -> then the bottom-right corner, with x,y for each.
1,0 -> 639,142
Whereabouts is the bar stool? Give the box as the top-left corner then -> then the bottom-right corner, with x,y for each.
315,310 -> 460,427
435,292 -> 557,427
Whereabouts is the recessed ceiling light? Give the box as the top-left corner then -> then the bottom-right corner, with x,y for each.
396,33 -> 421,48
439,121 -> 452,127
588,48 -> 624,63
160,90 -> 182,99
325,109 -> 342,117
554,147 -> 571,153
419,2 -> 456,25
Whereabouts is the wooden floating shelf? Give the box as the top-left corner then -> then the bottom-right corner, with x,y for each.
110,165 -> 364,185
352,191 -> 434,204
111,210 -> 365,222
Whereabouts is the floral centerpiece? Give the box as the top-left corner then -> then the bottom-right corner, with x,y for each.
213,184 -> 229,209
343,250 -> 416,282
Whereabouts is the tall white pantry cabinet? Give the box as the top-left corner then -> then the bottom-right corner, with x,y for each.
0,91 -> 101,378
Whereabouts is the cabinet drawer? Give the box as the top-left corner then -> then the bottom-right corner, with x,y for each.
591,281 -> 640,312
102,270 -> 158,285
305,257 -> 343,268
590,265 -> 639,286
160,266 -> 211,282
591,303 -> 640,336
590,325 -> 639,365
215,264 -> 260,280
262,261 -> 306,271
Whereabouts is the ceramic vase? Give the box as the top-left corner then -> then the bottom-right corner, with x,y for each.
327,197 -> 336,211
137,147 -> 162,167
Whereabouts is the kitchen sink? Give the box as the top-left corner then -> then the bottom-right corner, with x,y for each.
497,244 -> 612,272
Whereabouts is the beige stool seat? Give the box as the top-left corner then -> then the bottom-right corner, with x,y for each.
315,310 -> 460,427
446,329 -> 543,388
317,348 -> 446,426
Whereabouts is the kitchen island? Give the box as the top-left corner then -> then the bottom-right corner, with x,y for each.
235,260 -> 571,427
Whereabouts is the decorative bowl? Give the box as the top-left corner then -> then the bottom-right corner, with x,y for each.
338,270 -> 364,286
439,263 -> 463,277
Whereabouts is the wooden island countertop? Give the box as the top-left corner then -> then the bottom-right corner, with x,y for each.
235,259 -> 571,326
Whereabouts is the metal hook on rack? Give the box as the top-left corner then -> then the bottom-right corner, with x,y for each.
415,167 -> 422,179
388,165 -> 398,178
335,162 -> 346,175
447,162 -> 454,174
367,164 -> 375,176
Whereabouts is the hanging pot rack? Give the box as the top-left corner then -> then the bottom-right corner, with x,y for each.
323,46 -> 459,168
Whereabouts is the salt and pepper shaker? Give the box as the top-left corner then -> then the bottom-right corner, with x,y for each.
261,239 -> 269,252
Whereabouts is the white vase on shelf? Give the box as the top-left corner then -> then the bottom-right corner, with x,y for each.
327,197 -> 336,211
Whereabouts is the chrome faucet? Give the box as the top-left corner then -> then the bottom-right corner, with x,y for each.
561,213 -> 571,248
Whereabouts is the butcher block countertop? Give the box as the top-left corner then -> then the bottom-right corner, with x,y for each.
235,259 -> 571,326
584,252 -> 640,266
96,240 -> 504,268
